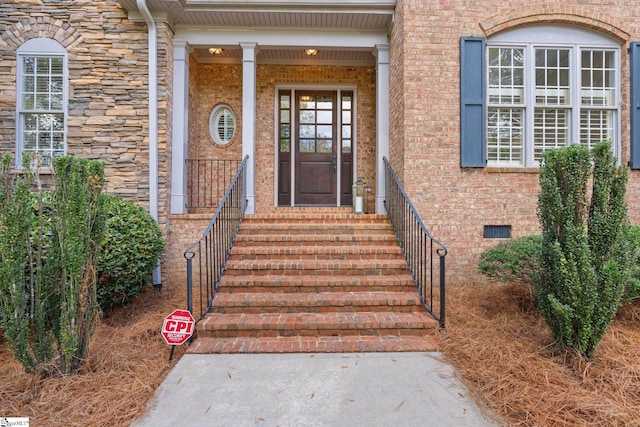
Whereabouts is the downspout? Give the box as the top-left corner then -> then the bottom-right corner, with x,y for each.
136,0 -> 161,287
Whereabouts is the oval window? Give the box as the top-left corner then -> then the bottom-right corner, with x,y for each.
209,104 -> 236,146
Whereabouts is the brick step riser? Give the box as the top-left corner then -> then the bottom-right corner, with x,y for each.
216,285 -> 418,293
230,254 -> 404,261
223,269 -> 410,277
187,336 -> 438,354
210,305 -> 424,314
234,239 -> 398,247
238,228 -> 393,235
197,328 -> 432,339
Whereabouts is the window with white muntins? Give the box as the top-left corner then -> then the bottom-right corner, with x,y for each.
209,104 -> 236,146
17,38 -> 67,168
487,25 -> 620,167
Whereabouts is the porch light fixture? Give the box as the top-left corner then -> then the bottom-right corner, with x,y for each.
208,47 -> 223,55
305,49 -> 318,56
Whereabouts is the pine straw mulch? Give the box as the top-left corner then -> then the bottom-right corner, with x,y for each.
0,284 -> 189,426
440,276 -> 640,427
2,278 -> 640,426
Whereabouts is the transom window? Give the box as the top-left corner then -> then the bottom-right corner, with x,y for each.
17,38 -> 67,168
487,25 -> 620,167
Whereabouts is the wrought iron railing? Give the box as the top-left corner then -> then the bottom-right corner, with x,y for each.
184,155 -> 249,323
383,157 -> 448,328
186,158 -> 242,211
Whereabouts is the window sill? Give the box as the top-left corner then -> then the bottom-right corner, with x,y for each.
486,167 -> 539,174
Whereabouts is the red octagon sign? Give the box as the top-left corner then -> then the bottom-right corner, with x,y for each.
161,309 -> 195,345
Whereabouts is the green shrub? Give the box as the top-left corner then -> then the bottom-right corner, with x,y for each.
97,194 -> 165,309
0,154 -> 106,374
536,141 -> 630,358
478,235 -> 542,287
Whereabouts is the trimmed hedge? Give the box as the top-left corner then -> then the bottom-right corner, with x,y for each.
97,194 -> 165,309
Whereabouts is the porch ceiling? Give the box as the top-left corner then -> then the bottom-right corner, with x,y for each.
117,0 -> 396,31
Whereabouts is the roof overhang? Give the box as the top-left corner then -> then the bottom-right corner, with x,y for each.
118,1 -> 395,66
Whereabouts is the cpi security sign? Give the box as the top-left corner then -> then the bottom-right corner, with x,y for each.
161,309 -> 195,345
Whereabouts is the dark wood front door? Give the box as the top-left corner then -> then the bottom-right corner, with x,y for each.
295,91 -> 337,205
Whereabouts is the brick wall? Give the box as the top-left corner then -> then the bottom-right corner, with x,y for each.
187,62 -> 377,215
393,0 -> 640,284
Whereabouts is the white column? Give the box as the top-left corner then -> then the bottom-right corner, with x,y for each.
170,41 -> 190,214
241,42 -> 257,214
375,44 -> 390,214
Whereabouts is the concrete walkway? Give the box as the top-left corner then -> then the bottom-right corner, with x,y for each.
132,352 -> 500,427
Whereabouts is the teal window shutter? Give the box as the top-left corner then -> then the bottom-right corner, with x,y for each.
631,41 -> 640,169
460,37 -> 486,168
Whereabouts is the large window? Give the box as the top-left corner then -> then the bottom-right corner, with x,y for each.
487,25 -> 619,167
16,38 -> 67,168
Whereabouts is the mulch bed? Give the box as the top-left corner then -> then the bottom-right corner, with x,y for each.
440,277 -> 640,426
0,284 -> 188,426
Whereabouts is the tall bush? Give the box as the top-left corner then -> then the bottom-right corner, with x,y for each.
536,141 -> 630,358
0,154 -> 105,374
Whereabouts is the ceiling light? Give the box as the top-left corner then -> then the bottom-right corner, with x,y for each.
305,49 -> 318,56
208,47 -> 223,55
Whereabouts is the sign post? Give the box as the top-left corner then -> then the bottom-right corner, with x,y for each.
162,309 -> 195,360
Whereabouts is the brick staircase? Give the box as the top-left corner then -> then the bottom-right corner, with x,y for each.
187,210 -> 439,354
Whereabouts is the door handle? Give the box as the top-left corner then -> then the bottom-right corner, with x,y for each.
332,154 -> 337,172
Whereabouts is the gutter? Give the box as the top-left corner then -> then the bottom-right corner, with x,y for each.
136,0 -> 161,287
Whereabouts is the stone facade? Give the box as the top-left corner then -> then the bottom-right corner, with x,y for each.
0,0 -> 171,231
3,1 -> 640,285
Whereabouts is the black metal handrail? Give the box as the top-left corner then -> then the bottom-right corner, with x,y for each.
383,157 -> 448,328
186,158 -> 242,210
184,155 -> 249,323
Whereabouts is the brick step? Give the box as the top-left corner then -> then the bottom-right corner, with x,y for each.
239,222 -> 392,235
243,213 -> 386,224
210,292 -> 423,314
235,233 -> 398,245
196,312 -> 437,338
218,275 -> 417,293
230,245 -> 403,261
223,259 -> 410,276
187,335 -> 439,354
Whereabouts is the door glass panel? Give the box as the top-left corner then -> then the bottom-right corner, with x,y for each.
316,125 -> 333,139
317,110 -> 332,123
317,140 -> 332,153
299,96 -> 314,109
316,96 -> 333,109
280,95 -> 290,109
299,125 -> 315,138
300,110 -> 315,124
342,140 -> 351,153
300,139 -> 315,152
342,125 -> 351,139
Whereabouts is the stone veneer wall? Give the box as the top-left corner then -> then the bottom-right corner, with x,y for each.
0,0 -> 171,226
393,0 -> 640,284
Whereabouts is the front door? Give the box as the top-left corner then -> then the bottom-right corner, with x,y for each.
295,91 -> 337,205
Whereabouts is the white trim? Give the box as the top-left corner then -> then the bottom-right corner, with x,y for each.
209,104 -> 236,145
375,44 -> 389,214
174,28 -> 388,49
241,42 -> 257,214
171,41 -> 190,214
